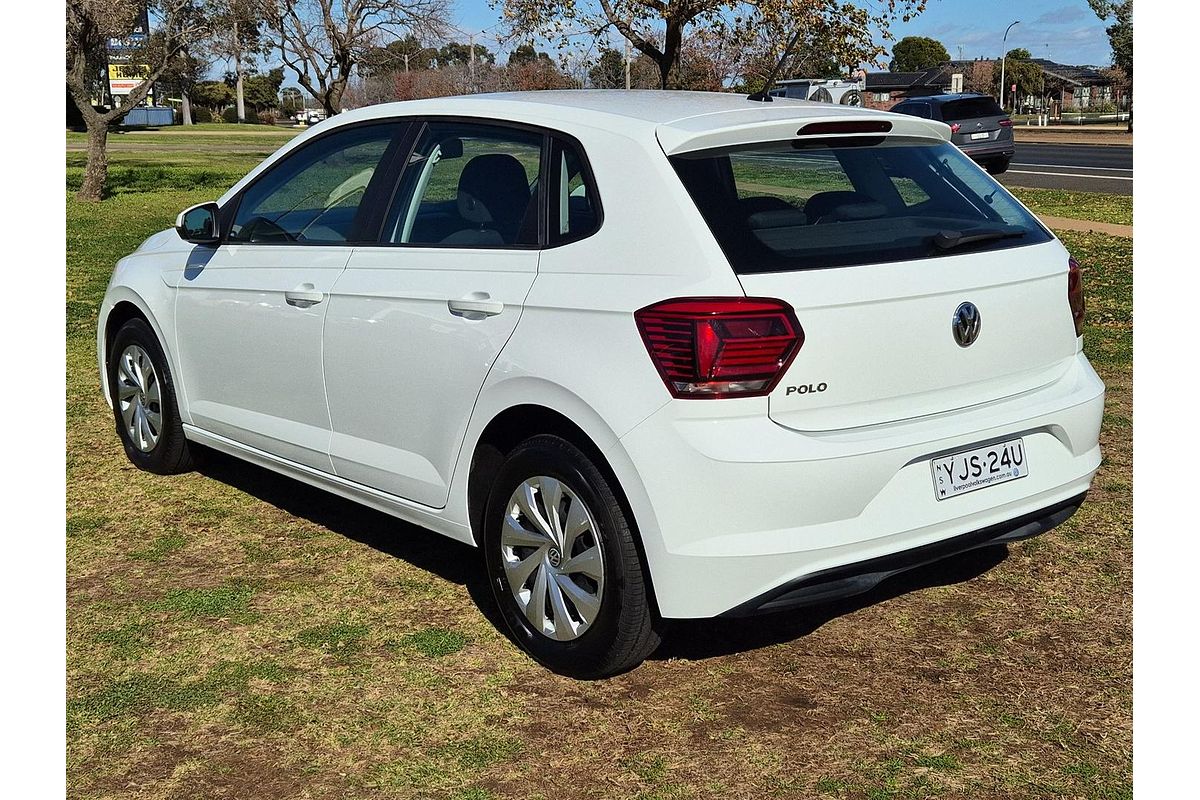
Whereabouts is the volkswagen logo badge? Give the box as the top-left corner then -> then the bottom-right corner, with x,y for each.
952,302 -> 981,347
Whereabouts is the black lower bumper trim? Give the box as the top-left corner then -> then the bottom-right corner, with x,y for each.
719,491 -> 1087,618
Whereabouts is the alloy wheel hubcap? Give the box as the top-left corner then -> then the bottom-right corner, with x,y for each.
500,476 -> 605,641
116,344 -> 162,452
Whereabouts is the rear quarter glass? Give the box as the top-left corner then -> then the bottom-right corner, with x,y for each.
670,137 -> 1050,274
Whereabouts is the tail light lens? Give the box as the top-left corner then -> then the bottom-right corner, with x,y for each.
949,123 -> 961,134
635,297 -> 804,399
1068,257 -> 1086,337
999,118 -> 1013,127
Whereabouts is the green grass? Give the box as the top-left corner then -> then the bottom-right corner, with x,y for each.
149,582 -> 255,618
66,127 -> 1130,800
296,622 -> 370,652
128,531 -> 187,561
1009,186 -> 1133,226
394,626 -> 469,658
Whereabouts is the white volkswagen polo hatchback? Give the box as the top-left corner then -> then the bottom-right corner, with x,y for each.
98,91 -> 1103,677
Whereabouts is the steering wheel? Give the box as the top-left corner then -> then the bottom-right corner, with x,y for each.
239,216 -> 295,243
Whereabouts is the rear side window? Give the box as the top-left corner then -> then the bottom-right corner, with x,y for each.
897,102 -> 931,119
384,122 -> 544,247
940,97 -> 1005,120
670,138 -> 1051,274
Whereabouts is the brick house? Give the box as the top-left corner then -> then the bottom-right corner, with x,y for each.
1026,59 -> 1128,111
863,61 -> 996,110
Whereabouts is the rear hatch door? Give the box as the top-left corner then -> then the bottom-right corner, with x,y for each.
941,96 -> 1012,148
665,125 -> 1074,432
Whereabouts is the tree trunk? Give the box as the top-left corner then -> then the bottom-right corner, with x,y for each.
322,79 -> 346,116
656,58 -> 670,89
78,121 -> 110,202
234,21 -> 245,123
182,91 -> 193,125
236,72 -> 246,122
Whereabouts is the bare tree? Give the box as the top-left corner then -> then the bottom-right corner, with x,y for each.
260,0 -> 452,116
500,1 -> 928,90
67,1 -> 210,201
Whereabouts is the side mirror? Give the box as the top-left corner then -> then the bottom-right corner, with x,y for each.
175,202 -> 221,244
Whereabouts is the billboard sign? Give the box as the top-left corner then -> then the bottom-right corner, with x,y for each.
107,5 -> 150,61
106,4 -> 151,98
108,63 -> 152,95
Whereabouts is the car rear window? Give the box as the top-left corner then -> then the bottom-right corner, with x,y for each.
940,97 -> 1005,120
670,137 -> 1051,274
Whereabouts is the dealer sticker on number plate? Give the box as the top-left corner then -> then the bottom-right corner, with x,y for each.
971,131 -> 990,140
931,438 -> 1028,501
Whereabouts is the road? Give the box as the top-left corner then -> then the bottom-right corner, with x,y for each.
998,142 -> 1133,195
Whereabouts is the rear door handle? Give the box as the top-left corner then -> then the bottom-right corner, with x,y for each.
448,294 -> 504,318
285,283 -> 324,308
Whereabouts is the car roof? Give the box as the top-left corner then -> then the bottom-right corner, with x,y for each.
326,90 -> 942,139
219,91 -> 949,203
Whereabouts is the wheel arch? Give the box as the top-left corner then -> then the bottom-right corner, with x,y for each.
463,394 -> 665,619
97,287 -> 182,419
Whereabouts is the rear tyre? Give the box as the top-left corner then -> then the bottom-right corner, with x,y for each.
482,434 -> 660,678
986,157 -> 1011,175
108,318 -> 193,475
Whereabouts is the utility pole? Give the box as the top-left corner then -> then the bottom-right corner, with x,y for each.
999,20 -> 1020,112
624,39 -> 631,89
469,34 -> 476,92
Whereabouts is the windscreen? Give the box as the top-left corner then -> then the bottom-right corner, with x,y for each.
670,138 -> 1051,274
940,97 -> 1005,120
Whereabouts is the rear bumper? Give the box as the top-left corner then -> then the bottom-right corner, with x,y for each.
721,491 -> 1085,616
960,143 -> 1015,161
616,352 -> 1104,618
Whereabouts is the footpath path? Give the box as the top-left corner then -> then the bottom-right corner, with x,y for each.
1040,214 -> 1133,238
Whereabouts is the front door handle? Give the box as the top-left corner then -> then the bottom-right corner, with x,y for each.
285,283 -> 324,308
448,294 -> 504,318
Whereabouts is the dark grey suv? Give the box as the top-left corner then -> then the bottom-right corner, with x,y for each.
889,94 -> 1015,174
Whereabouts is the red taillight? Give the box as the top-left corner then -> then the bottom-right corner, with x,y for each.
999,118 -> 1013,127
634,298 -> 804,399
1068,257 -> 1086,337
949,123 -> 961,134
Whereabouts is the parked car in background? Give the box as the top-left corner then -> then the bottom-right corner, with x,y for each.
97,91 -> 1101,678
295,109 -> 326,125
890,93 -> 1015,174
768,78 -> 864,106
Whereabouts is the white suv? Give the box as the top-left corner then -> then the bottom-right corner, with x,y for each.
97,91 -> 1103,678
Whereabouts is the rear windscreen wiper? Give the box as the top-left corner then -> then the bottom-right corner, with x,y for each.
932,228 -> 1026,251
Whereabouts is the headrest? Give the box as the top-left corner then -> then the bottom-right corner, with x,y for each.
456,154 -> 530,226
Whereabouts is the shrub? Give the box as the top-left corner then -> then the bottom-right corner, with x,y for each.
192,107 -> 213,123
256,110 -> 277,126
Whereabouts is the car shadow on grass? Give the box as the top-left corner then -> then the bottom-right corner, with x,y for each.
192,445 -> 1008,664
191,446 -> 507,630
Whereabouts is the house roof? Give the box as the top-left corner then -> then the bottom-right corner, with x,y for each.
1029,59 -> 1110,86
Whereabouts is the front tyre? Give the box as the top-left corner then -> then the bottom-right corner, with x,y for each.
483,435 -> 660,678
108,318 -> 193,475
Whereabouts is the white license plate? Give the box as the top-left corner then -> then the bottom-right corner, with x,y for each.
970,131 -> 990,140
931,438 -> 1028,501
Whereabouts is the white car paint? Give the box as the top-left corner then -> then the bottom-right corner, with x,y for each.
97,91 -> 1104,619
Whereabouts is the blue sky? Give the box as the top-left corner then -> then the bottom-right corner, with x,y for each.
452,0 -> 1115,68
